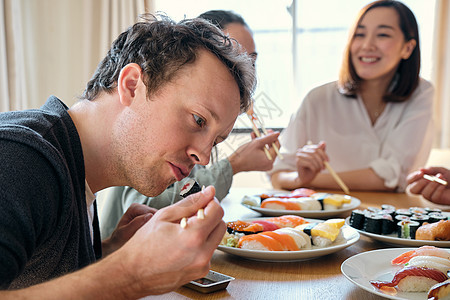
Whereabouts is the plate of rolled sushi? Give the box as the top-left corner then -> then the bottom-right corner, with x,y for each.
347,205 -> 450,247
217,215 -> 360,261
241,188 -> 361,218
341,246 -> 450,300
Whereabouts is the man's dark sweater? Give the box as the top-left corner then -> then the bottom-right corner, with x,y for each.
0,96 -> 100,289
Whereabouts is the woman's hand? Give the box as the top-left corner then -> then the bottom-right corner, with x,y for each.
295,141 -> 328,186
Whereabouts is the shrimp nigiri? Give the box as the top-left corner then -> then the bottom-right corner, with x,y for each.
391,246 -> 450,265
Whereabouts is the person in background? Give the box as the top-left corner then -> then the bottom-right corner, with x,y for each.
407,167 -> 450,205
270,0 -> 433,193
0,15 -> 256,297
98,10 -> 280,239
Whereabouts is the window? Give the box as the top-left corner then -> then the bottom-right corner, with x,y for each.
154,0 -> 436,130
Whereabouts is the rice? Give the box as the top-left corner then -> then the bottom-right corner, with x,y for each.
398,276 -> 439,292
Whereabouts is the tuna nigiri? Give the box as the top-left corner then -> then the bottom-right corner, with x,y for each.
370,266 -> 448,293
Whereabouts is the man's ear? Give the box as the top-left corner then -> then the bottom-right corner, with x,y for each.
117,63 -> 142,106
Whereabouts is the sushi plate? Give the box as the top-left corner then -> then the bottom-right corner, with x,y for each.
217,218 -> 360,262
341,247 -> 450,300
241,195 -> 361,218
345,213 -> 450,247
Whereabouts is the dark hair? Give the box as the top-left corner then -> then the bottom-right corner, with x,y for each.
81,14 -> 255,113
198,10 -> 247,30
338,0 -> 420,102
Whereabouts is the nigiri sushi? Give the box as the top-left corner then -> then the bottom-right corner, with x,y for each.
260,197 -> 322,211
428,278 -> 450,300
238,227 -> 310,251
415,220 -> 450,241
391,246 -> 450,265
251,220 -> 279,231
311,193 -> 352,210
261,198 -> 302,210
407,255 -> 450,274
227,220 -> 263,235
370,266 -> 448,293
265,215 -> 308,228
296,219 -> 345,247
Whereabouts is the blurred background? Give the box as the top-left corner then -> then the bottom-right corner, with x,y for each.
1,0 -> 448,155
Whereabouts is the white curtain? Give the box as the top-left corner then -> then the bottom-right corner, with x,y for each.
432,0 -> 450,148
0,0 -> 153,112
0,0 -> 28,111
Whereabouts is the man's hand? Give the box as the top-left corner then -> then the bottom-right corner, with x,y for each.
102,203 -> 157,256
228,131 -> 280,174
110,185 -> 226,297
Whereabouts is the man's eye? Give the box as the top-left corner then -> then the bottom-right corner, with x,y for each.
193,114 -> 206,128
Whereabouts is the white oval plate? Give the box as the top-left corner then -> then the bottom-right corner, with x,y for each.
217,218 -> 360,262
345,213 -> 450,247
341,247 -> 450,300
242,195 -> 361,218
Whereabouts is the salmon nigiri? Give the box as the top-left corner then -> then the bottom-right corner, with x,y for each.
391,246 -> 450,265
265,215 -> 308,228
261,198 -> 302,210
238,233 -> 284,251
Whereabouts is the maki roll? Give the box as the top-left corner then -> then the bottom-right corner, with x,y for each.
380,214 -> 395,235
395,208 -> 412,218
381,204 -> 396,211
395,214 -> 410,222
397,220 -> 420,239
425,207 -> 442,214
410,207 -> 427,215
349,209 -> 365,230
429,212 -> 448,223
410,214 -> 430,226
380,208 -> 396,219
363,213 -> 383,234
180,179 -> 202,198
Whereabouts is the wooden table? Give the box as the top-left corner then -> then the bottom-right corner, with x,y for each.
146,188 -> 450,300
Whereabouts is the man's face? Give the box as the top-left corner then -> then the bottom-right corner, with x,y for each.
112,50 -> 241,196
224,23 -> 257,64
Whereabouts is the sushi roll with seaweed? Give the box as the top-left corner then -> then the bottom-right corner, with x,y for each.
180,179 -> 202,198
363,213 -> 383,234
349,209 -> 365,230
397,220 -> 420,239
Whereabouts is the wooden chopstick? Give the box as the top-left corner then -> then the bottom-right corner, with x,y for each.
423,174 -> 448,186
249,119 -> 272,160
257,119 -> 284,160
323,161 -> 350,195
306,141 -> 350,194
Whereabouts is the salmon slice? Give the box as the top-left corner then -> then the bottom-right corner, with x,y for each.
238,233 -> 284,251
261,199 -> 301,210
260,231 -> 299,251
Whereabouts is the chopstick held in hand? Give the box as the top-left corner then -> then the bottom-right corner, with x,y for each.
246,108 -> 283,160
306,141 -> 350,195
